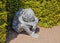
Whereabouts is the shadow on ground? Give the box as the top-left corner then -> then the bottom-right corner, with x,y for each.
6,27 -> 39,43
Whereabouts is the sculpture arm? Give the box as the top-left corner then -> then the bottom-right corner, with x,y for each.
32,16 -> 38,32
33,16 -> 38,24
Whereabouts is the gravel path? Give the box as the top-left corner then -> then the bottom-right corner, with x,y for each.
6,26 -> 60,43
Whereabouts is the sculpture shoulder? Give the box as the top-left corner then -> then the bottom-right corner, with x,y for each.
15,9 -> 24,17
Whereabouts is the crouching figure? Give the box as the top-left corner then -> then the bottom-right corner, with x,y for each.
12,8 -> 39,38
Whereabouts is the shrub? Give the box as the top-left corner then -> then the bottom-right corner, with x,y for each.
0,0 -> 7,43
7,0 -> 60,28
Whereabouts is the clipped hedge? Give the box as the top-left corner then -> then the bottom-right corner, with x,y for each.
0,0 -> 7,43
7,0 -> 60,28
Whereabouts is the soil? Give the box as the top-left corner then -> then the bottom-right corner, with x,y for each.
6,26 -> 60,43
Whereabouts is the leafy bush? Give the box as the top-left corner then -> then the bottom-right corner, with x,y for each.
7,0 -> 60,28
0,0 -> 7,43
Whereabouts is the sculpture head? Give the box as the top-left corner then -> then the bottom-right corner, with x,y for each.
22,8 -> 35,22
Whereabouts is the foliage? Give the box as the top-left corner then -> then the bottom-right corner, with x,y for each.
0,0 -> 7,43
7,0 -> 60,28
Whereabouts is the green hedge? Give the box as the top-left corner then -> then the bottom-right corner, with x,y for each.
0,0 -> 60,42
7,0 -> 60,28
0,0 -> 7,43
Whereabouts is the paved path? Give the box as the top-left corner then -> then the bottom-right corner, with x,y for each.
6,26 -> 60,43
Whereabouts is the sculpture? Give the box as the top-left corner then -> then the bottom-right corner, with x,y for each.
12,8 -> 39,38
